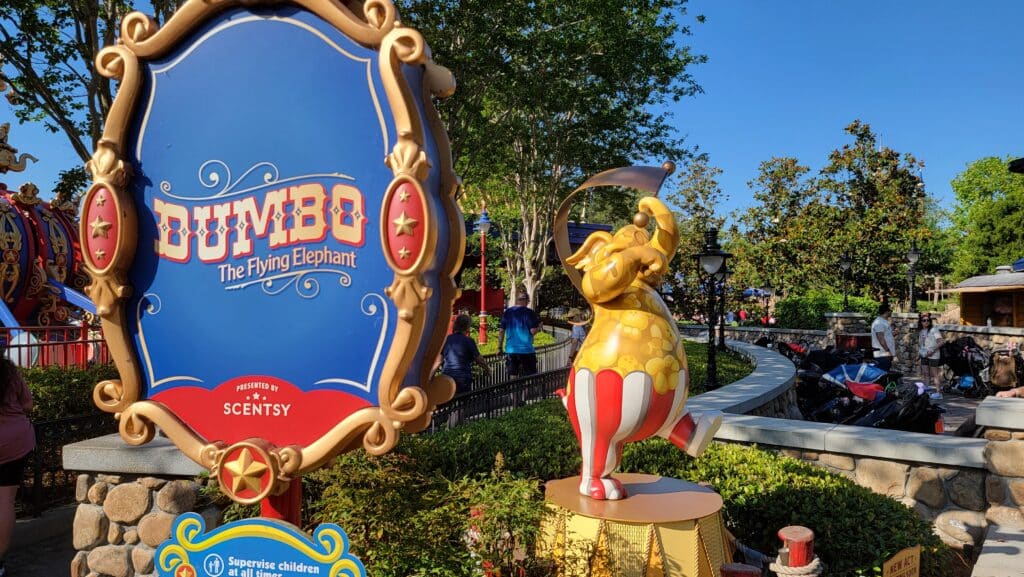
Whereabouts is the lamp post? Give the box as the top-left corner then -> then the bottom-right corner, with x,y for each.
694,228 -> 730,389
762,283 -> 773,323
717,265 -> 731,350
906,241 -> 921,313
476,205 -> 492,344
839,251 -> 852,312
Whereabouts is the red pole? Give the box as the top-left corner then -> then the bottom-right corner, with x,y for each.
261,478 -> 302,526
778,525 -> 814,567
479,222 -> 488,345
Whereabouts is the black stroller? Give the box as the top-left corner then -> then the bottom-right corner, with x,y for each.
940,337 -> 991,398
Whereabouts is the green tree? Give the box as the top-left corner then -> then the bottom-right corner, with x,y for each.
400,0 -> 706,306
0,0 -> 184,199
663,156 -> 728,319
949,156 -> 1024,281
817,120 -> 928,303
730,156 -> 824,296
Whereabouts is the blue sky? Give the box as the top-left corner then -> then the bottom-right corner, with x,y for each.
673,0 -> 1024,222
3,0 -> 1024,224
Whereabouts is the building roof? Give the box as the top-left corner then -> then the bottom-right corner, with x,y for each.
954,271 -> 1024,293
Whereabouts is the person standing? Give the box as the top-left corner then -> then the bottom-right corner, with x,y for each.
435,314 -> 488,396
498,292 -> 541,377
566,308 -> 590,364
0,355 -> 33,575
871,302 -> 897,372
918,313 -> 943,395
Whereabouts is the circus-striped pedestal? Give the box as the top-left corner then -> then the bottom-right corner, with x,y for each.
540,474 -> 731,577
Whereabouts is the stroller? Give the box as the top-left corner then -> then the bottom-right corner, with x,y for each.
989,346 -> 1024,392
940,337 -> 991,397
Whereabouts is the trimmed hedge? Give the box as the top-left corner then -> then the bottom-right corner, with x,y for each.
305,400 -> 954,577
25,363 -> 118,419
775,290 -> 879,330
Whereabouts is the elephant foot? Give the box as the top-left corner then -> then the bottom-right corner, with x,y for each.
555,387 -> 568,409
579,476 -> 626,500
667,411 -> 723,458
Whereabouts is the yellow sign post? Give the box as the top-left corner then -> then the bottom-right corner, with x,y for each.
883,545 -> 921,577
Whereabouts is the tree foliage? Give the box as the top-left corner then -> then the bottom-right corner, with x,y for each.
399,0 -> 706,305
949,156 -> 1024,281
662,156 -> 728,318
731,121 -> 931,305
0,0 -> 184,198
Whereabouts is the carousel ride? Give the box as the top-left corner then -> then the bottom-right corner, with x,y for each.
0,122 -> 97,365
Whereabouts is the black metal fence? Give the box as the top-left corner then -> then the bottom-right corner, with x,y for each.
472,329 -> 571,390
16,412 -> 118,516
431,367 -> 570,430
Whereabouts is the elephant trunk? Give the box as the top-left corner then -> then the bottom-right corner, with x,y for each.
638,197 -> 678,258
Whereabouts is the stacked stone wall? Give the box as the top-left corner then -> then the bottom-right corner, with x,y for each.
980,428 -> 1024,530
749,446 -> 995,549
71,474 -> 221,577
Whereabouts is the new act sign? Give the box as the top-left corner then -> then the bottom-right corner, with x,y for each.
82,0 -> 463,503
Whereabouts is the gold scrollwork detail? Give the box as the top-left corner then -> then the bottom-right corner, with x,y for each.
95,46 -> 130,81
93,379 -> 125,412
119,410 -> 157,446
121,12 -> 160,45
384,275 -> 431,320
88,142 -> 132,188
385,139 -> 430,182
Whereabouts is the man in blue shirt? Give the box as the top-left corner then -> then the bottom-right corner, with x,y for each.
498,293 -> 541,377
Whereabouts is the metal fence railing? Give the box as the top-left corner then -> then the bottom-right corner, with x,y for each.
1,326 -> 110,369
16,412 -> 118,517
431,366 -> 570,430
472,327 -> 571,390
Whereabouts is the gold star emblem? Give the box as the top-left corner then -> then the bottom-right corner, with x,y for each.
399,189 -> 411,203
398,247 -> 411,260
95,193 -> 106,207
93,249 -> 106,262
392,211 -> 418,237
90,215 -> 112,239
223,448 -> 268,494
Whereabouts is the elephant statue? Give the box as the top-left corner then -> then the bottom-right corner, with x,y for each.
0,123 -> 38,174
558,196 -> 721,500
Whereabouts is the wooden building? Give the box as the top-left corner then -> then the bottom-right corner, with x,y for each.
953,266 -> 1024,327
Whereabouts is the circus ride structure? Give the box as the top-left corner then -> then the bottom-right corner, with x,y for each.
0,122 -> 100,367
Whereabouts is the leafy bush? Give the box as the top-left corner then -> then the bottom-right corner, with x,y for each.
306,449 -> 550,577
775,290 -> 879,330
306,400 -> 952,577
619,438 -> 953,577
25,363 -> 119,420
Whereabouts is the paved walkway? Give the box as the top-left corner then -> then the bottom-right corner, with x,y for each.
7,533 -> 74,577
8,505 -> 76,577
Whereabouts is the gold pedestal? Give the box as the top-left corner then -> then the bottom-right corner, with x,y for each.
540,474 -> 731,577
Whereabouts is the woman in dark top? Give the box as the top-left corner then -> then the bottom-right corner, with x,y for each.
435,314 -> 488,395
0,355 -> 33,575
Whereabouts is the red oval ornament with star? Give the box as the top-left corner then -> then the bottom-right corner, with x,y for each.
384,181 -> 426,271
82,186 -> 119,271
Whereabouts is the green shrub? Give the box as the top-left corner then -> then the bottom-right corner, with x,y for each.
620,439 -> 953,577
25,363 -> 119,420
775,290 -> 879,330
306,449 -> 550,577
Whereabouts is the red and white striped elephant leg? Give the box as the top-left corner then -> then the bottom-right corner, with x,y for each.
560,368 -> 723,500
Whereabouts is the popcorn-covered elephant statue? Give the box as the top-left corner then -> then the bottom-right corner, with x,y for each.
557,195 -> 721,500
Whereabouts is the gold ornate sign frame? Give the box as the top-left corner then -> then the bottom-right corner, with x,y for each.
81,0 -> 463,503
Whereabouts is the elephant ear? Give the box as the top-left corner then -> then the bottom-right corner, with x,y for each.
566,231 -> 613,272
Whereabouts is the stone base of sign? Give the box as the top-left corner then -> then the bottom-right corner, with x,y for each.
540,474 -> 730,577
63,434 -> 225,577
